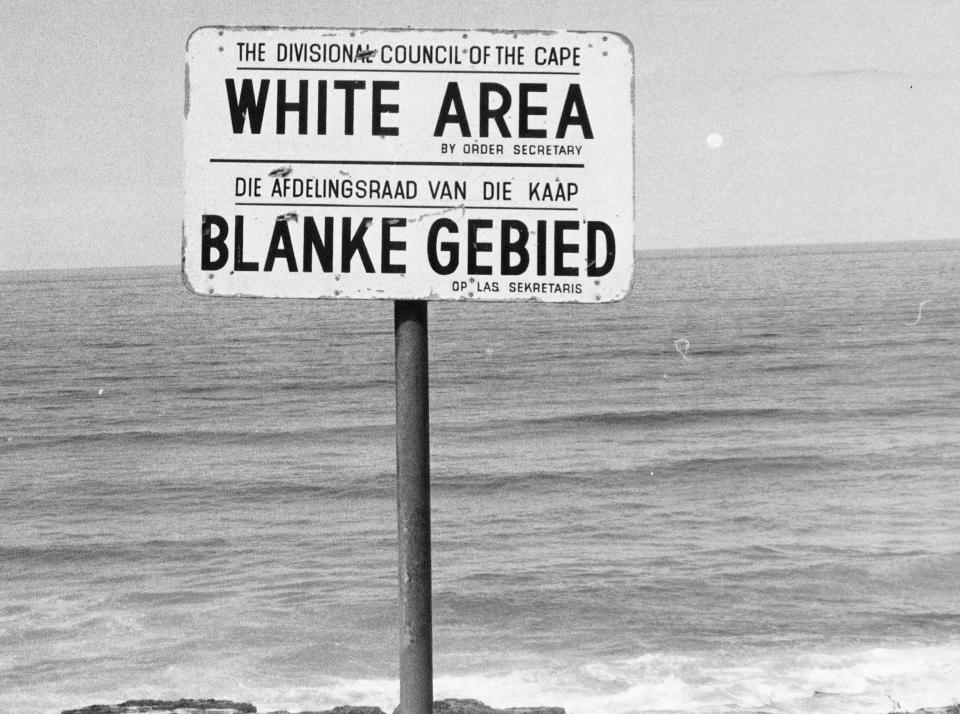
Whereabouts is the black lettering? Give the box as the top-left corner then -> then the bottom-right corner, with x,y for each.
467,219 -> 493,275
557,84 -> 594,139
303,216 -> 333,272
233,216 -> 257,271
264,220 -> 298,271
536,220 -> 548,275
479,83 -> 511,138
225,79 -> 269,134
500,220 -> 529,275
317,80 -> 328,135
381,217 -> 406,273
518,83 -> 547,139
427,218 -> 459,274
200,214 -> 229,270
586,221 -> 615,276
433,82 -> 471,137
341,217 -> 375,272
334,80 -> 366,135
277,79 -> 309,135
373,81 -> 400,136
553,220 -> 578,276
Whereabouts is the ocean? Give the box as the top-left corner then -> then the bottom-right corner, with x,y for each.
1,240 -> 958,714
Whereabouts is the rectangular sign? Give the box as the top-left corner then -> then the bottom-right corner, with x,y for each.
184,27 -> 634,302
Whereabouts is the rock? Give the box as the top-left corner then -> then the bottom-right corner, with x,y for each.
391,699 -> 564,714
62,700 -> 257,714
904,707 -> 960,714
262,708 -> 387,714
63,699 -> 563,714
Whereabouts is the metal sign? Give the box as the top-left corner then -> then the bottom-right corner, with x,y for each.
184,27 -> 634,302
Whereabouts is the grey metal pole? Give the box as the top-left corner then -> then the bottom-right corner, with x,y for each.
394,299 -> 433,714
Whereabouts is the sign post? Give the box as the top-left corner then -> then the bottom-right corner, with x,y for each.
394,299 -> 432,714
184,27 -> 633,713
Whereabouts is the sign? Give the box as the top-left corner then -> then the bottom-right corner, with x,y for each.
184,27 -> 634,302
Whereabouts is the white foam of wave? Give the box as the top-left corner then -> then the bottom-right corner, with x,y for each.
566,646 -> 960,714
6,644 -> 958,714
200,645 -> 960,714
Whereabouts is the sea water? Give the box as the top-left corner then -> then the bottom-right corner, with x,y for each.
1,240 -> 958,714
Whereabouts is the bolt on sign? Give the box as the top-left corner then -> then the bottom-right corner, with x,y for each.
183,27 -> 634,302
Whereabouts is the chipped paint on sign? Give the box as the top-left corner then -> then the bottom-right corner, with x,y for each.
183,27 -> 634,302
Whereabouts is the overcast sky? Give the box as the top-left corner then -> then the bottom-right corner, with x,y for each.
2,0 -> 959,270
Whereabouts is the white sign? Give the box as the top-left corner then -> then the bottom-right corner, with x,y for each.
184,27 -> 634,302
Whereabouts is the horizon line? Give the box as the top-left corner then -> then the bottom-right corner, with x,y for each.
2,235 -> 957,274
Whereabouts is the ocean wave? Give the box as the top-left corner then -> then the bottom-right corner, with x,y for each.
217,477 -> 393,501
433,468 -> 595,495
440,402 -> 958,436
0,536 -> 235,566
332,644 -> 958,714
0,424 -> 392,454
0,542 -> 142,565
13,644 -> 953,714
688,344 -> 782,357
670,453 -> 840,474
512,407 -> 797,431
759,361 -> 833,372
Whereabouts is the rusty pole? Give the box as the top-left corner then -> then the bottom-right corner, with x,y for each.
394,299 -> 433,714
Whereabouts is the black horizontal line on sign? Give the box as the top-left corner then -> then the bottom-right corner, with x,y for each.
236,202 -> 579,212
236,66 -> 580,76
212,159 -> 585,169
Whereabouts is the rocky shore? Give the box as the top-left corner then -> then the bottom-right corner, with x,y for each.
61,698 -> 565,714
59,699 -> 960,714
